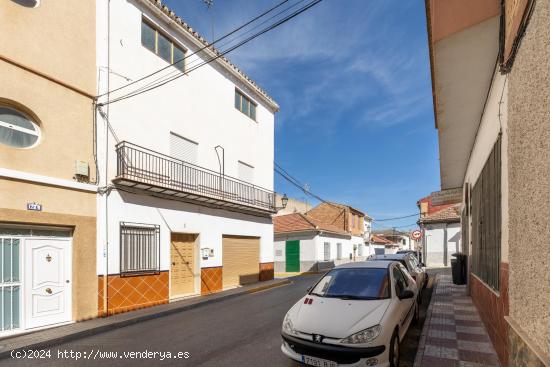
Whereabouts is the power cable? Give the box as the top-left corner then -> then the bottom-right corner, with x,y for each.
97,0 -> 292,98
373,213 -> 419,222
98,0 -> 322,106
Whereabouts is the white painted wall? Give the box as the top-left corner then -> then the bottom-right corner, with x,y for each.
274,233 -> 317,263
95,0 -> 276,279
423,223 -> 461,267
463,71 -> 509,262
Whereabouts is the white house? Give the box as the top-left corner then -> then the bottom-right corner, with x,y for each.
418,203 -> 461,267
95,0 -> 279,315
273,213 -> 358,273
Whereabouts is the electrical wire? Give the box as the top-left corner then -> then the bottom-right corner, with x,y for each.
96,0 -> 293,98
373,213 -> 419,222
98,0 -> 322,106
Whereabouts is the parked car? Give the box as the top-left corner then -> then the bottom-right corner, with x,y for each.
281,261 -> 419,367
396,250 -> 423,264
372,253 -> 428,301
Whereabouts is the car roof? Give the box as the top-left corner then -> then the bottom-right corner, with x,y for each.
372,253 -> 409,260
334,260 -> 394,269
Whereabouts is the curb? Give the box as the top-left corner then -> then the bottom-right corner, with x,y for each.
0,278 -> 291,360
413,273 -> 440,367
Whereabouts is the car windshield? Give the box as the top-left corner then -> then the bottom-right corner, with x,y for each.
373,258 -> 408,268
310,268 -> 390,300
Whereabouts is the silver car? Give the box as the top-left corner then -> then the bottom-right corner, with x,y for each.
372,253 -> 427,302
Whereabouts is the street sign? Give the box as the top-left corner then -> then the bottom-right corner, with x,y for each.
411,230 -> 422,240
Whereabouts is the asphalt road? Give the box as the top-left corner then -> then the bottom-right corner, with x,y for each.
3,269 -> 444,367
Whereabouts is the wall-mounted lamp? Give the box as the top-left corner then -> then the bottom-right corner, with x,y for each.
275,194 -> 289,211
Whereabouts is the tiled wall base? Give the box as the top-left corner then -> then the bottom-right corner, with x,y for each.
259,262 -> 274,281
469,262 -> 509,366
508,318 -> 548,367
201,267 -> 223,295
97,272 -> 169,316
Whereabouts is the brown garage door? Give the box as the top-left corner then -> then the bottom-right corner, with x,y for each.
222,235 -> 260,288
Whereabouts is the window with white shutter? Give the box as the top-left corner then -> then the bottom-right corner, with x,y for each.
238,161 -> 254,183
170,132 -> 198,164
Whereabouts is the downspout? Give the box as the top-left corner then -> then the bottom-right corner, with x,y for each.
102,0 -> 111,317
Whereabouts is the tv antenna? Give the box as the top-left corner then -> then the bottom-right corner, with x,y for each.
201,0 -> 215,42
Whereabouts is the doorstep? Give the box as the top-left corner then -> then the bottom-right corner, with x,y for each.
0,278 -> 291,360
413,274 -> 500,367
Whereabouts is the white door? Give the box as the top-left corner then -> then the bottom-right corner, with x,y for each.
25,238 -> 72,329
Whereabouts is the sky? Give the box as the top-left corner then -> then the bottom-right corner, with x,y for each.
163,0 -> 440,230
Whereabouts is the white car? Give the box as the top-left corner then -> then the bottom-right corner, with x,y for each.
281,261 -> 419,367
372,253 -> 427,299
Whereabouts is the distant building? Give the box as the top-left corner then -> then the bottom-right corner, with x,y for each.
370,234 -> 400,255
274,194 -> 312,216
417,195 -> 461,267
307,202 -> 366,258
273,213 -> 353,272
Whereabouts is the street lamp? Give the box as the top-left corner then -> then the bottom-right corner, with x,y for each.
275,194 -> 289,211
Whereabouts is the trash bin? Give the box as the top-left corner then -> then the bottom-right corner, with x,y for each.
451,258 -> 461,285
451,253 -> 467,285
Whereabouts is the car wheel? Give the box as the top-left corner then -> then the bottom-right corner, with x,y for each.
389,329 -> 400,367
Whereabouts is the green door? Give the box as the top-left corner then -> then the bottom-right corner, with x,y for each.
285,240 -> 300,272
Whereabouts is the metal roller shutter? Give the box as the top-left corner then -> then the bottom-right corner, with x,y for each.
222,235 -> 260,287
170,132 -> 198,164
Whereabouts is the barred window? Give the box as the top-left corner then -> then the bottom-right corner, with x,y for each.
471,137 -> 501,291
120,223 -> 160,275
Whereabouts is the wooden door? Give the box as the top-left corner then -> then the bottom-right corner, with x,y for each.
170,233 -> 196,297
285,240 -> 300,272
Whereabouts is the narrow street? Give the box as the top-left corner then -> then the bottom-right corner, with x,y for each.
3,270 -> 443,367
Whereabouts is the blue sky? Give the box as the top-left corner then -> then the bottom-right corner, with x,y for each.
164,0 -> 440,230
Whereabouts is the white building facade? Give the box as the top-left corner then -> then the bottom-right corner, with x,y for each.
95,0 -> 278,315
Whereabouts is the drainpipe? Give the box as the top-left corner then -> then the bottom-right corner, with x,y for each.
102,0 -> 111,317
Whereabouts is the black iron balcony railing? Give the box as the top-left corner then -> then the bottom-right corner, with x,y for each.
114,141 -> 276,213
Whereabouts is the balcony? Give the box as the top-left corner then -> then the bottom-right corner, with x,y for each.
113,141 -> 276,215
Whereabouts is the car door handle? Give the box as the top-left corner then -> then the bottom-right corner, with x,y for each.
45,288 -> 52,294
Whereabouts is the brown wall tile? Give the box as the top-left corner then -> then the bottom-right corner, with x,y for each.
98,272 -> 169,316
201,267 -> 222,295
469,262 -> 509,366
259,262 -> 274,281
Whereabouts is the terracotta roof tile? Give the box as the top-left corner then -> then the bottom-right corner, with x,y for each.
274,213 -> 349,236
419,203 -> 461,223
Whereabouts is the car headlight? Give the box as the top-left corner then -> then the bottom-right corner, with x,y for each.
341,325 -> 381,344
282,314 -> 298,336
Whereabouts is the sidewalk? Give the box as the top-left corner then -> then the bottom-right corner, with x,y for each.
414,274 -> 500,367
0,278 -> 290,359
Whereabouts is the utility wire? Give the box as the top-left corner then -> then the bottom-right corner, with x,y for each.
97,0 -> 292,98
98,0 -> 322,106
373,213 -> 419,222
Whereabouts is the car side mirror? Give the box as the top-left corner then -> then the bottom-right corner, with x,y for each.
398,289 -> 414,300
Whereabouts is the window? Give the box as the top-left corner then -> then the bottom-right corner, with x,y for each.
310,268 -> 390,300
141,19 -> 186,72
323,242 -> 330,261
235,90 -> 257,120
170,133 -> 198,164
0,238 -> 20,331
0,107 -> 40,148
358,244 -> 363,256
337,243 -> 342,260
238,161 -> 254,183
352,215 -> 355,228
120,223 -> 160,275
392,266 -> 408,296
471,137 -> 501,291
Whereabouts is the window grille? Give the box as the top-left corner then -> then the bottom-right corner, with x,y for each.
120,223 -> 160,275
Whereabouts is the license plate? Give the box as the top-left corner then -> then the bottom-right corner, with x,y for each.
301,355 -> 338,367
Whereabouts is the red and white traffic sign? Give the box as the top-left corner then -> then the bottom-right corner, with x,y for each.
411,230 -> 422,240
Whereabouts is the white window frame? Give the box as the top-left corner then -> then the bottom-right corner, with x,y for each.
0,109 -> 41,149
323,242 -> 330,261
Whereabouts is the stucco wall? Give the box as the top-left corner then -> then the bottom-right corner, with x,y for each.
507,0 -> 550,358
0,208 -> 97,321
0,0 -> 96,95
0,62 -> 96,183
